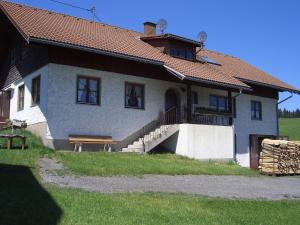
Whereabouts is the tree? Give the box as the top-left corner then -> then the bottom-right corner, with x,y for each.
278,108 -> 300,118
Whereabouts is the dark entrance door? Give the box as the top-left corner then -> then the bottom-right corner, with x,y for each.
165,89 -> 178,111
249,134 -> 276,169
165,89 -> 180,124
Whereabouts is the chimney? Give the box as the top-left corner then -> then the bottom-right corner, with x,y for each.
144,22 -> 156,36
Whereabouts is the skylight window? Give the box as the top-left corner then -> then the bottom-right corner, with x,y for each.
196,56 -> 221,66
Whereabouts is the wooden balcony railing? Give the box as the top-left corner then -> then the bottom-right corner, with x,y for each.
191,105 -> 233,126
191,113 -> 232,126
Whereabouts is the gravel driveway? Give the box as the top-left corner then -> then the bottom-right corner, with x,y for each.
39,158 -> 300,200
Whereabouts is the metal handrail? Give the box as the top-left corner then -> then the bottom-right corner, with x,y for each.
141,107 -> 179,152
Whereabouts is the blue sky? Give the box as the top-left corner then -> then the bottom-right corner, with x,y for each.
10,0 -> 300,110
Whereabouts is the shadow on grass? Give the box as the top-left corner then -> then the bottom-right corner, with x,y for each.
0,164 -> 62,225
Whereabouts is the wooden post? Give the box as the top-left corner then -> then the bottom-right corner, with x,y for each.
7,138 -> 12,150
187,84 -> 192,123
21,137 -> 26,150
227,90 -> 233,125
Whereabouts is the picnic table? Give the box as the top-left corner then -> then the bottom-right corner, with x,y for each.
0,134 -> 26,150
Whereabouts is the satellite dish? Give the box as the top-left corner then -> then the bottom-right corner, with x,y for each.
197,31 -> 207,43
157,19 -> 168,34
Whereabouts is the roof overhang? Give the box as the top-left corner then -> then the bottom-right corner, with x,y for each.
0,3 -> 29,42
30,37 -> 251,91
184,76 -> 252,91
164,65 -> 251,91
236,77 -> 300,94
30,37 -> 165,66
163,65 -> 185,80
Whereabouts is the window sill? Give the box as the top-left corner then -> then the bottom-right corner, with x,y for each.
125,106 -> 145,110
76,102 -> 100,106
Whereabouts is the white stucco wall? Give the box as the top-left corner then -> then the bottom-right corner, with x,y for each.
233,94 -> 278,167
9,65 -> 49,125
171,124 -> 234,160
6,63 -> 278,167
46,63 -> 187,141
189,86 -> 278,167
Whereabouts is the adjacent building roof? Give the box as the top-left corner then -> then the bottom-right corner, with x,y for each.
0,1 -> 298,93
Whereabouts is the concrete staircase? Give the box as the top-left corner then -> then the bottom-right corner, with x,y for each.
122,124 -> 179,153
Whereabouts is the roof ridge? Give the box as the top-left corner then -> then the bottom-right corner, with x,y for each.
1,0 -> 140,34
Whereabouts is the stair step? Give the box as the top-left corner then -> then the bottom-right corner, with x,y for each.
122,147 -> 143,153
124,124 -> 179,153
133,140 -> 143,145
128,144 -> 143,148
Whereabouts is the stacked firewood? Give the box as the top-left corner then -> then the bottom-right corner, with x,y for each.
259,139 -> 300,175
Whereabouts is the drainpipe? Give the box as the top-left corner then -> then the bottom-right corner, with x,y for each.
232,89 -> 243,162
276,92 -> 294,136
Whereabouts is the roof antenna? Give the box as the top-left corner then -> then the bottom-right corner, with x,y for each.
91,6 -> 96,22
157,19 -> 168,35
197,31 -> 207,49
49,0 -> 101,22
196,31 -> 208,54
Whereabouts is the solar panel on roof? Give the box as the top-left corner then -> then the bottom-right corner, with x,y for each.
196,56 -> 221,66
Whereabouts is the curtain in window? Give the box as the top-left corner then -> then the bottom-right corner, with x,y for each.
77,77 -> 99,105
125,83 -> 144,109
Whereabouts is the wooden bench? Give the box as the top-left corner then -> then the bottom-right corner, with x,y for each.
69,135 -> 115,152
0,134 -> 26,150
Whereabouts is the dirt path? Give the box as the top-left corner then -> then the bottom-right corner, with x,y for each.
39,158 -> 300,200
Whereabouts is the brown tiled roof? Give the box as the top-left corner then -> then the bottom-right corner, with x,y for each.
198,50 -> 299,92
0,1 -> 298,93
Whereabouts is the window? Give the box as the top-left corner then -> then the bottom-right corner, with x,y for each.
179,49 -> 186,58
31,76 -> 40,106
125,82 -> 144,109
18,85 -> 25,111
192,91 -> 198,105
209,95 -> 228,112
186,50 -> 194,60
170,48 -> 178,57
77,76 -> 100,105
251,101 -> 262,120
170,47 -> 194,60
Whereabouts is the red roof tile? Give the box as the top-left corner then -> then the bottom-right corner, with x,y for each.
198,50 -> 298,92
0,1 -> 298,93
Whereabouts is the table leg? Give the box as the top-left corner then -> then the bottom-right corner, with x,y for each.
7,138 -> 12,150
74,144 -> 78,152
21,137 -> 26,150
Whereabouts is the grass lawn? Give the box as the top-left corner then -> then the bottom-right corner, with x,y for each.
55,151 -> 259,176
279,118 -> 300,141
0,129 -> 259,177
1,161 -> 300,225
1,130 -> 300,225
